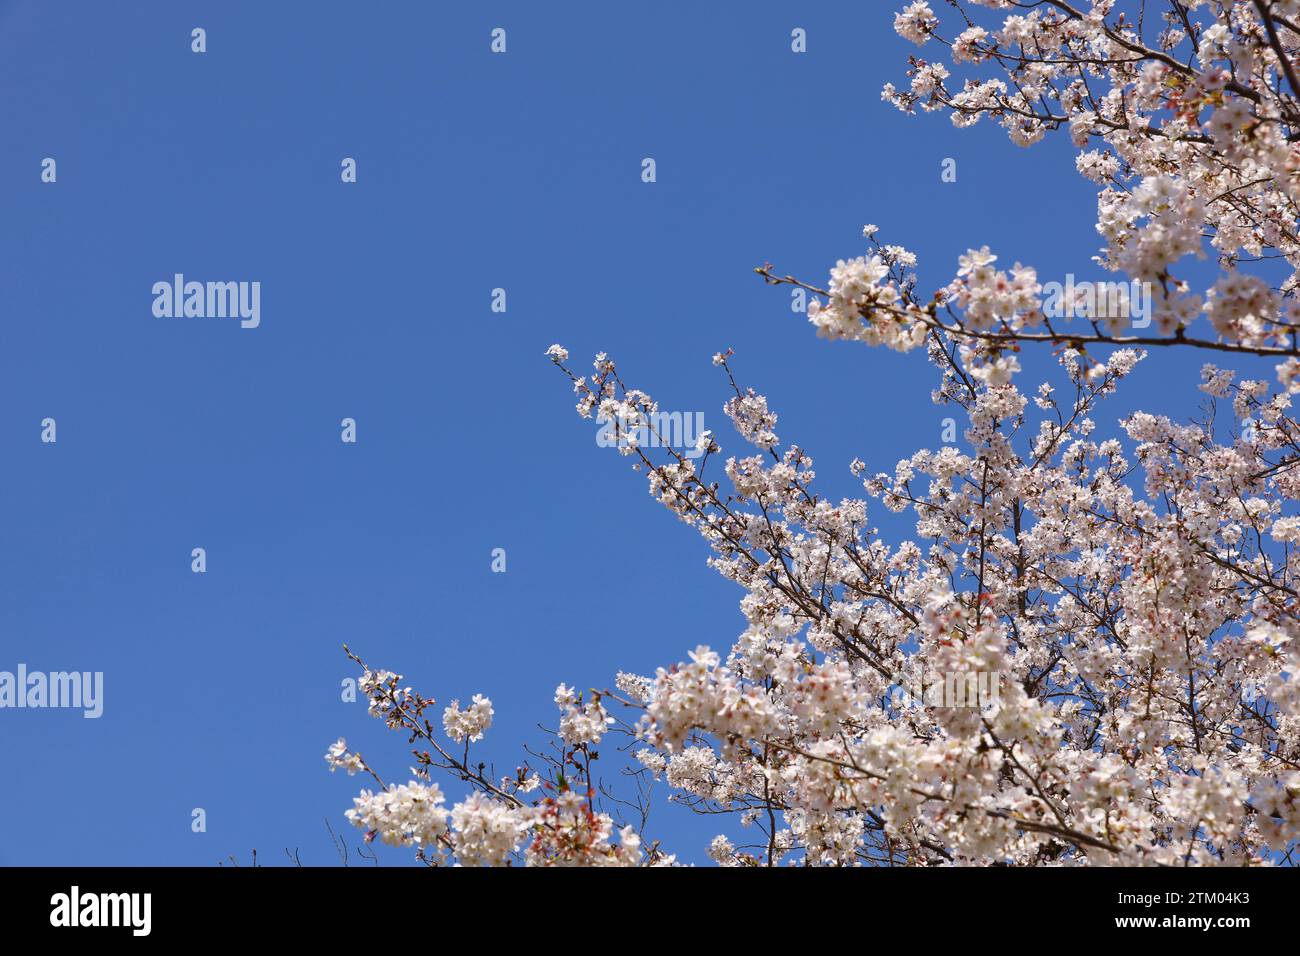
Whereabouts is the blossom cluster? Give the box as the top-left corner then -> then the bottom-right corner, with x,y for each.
442,694 -> 493,744
325,732 -> 650,867
839,0 -> 1300,373
535,333 -> 1300,866
328,3 -> 1300,866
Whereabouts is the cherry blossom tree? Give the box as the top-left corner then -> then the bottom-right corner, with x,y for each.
328,1 -> 1300,866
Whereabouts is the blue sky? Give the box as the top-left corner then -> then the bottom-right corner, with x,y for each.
0,1 -> 1265,865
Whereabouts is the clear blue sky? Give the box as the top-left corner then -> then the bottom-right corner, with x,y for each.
0,0 -> 1256,865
